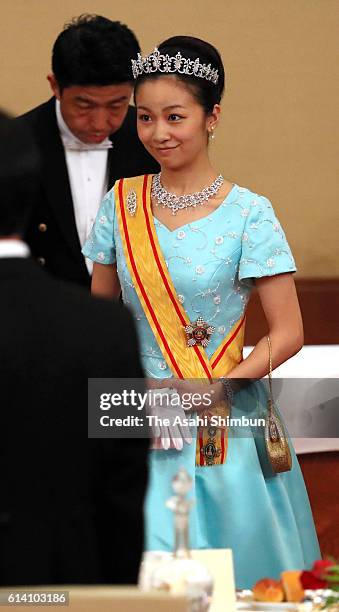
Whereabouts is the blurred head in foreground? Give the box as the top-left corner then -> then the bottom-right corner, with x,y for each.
0,110 -> 41,238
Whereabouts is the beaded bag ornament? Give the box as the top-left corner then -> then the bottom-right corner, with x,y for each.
265,336 -> 292,474
131,47 -> 219,84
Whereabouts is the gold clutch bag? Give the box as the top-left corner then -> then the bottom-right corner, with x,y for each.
265,336 -> 292,474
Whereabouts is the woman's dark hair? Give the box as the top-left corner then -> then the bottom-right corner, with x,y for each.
134,36 -> 225,114
52,14 -> 140,90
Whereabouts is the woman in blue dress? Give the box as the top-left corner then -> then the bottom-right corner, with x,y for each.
83,36 -> 320,588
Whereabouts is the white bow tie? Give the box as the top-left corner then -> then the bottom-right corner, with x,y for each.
62,136 -> 113,151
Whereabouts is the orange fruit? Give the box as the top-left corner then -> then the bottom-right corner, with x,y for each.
253,578 -> 284,602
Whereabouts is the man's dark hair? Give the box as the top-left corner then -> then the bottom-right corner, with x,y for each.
52,14 -> 140,90
0,111 -> 41,236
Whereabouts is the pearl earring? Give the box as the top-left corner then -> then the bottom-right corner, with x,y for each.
209,126 -> 215,140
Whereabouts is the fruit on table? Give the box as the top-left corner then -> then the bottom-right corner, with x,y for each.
253,578 -> 284,602
281,570 -> 305,603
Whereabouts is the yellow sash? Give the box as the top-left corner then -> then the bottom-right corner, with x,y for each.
115,175 -> 245,466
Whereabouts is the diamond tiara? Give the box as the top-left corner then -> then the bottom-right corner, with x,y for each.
131,47 -> 219,85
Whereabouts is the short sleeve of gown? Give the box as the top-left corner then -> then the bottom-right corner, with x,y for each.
82,188 -> 116,264
239,195 -> 296,282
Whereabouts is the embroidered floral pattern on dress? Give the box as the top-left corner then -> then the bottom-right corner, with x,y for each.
195,265 -> 205,275
145,346 -> 162,357
237,194 -> 296,279
85,234 -> 94,251
189,225 -> 209,251
99,215 -> 107,224
82,182 -> 297,372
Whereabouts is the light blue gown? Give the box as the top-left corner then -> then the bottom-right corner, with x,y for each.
83,181 -> 320,588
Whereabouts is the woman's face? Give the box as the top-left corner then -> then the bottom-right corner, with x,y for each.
136,76 -> 216,171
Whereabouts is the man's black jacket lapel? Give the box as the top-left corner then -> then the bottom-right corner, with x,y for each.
35,99 -> 85,267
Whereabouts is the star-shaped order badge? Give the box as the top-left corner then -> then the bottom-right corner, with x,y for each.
184,317 -> 215,348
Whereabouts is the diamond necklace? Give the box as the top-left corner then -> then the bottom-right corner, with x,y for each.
151,173 -> 225,215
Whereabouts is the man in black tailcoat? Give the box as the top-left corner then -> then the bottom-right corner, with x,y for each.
17,15 -> 159,288
0,111 -> 148,585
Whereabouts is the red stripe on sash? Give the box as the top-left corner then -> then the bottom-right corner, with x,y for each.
142,176 -> 212,382
211,314 -> 246,370
220,430 -> 225,464
118,178 -> 184,379
199,429 -> 204,466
